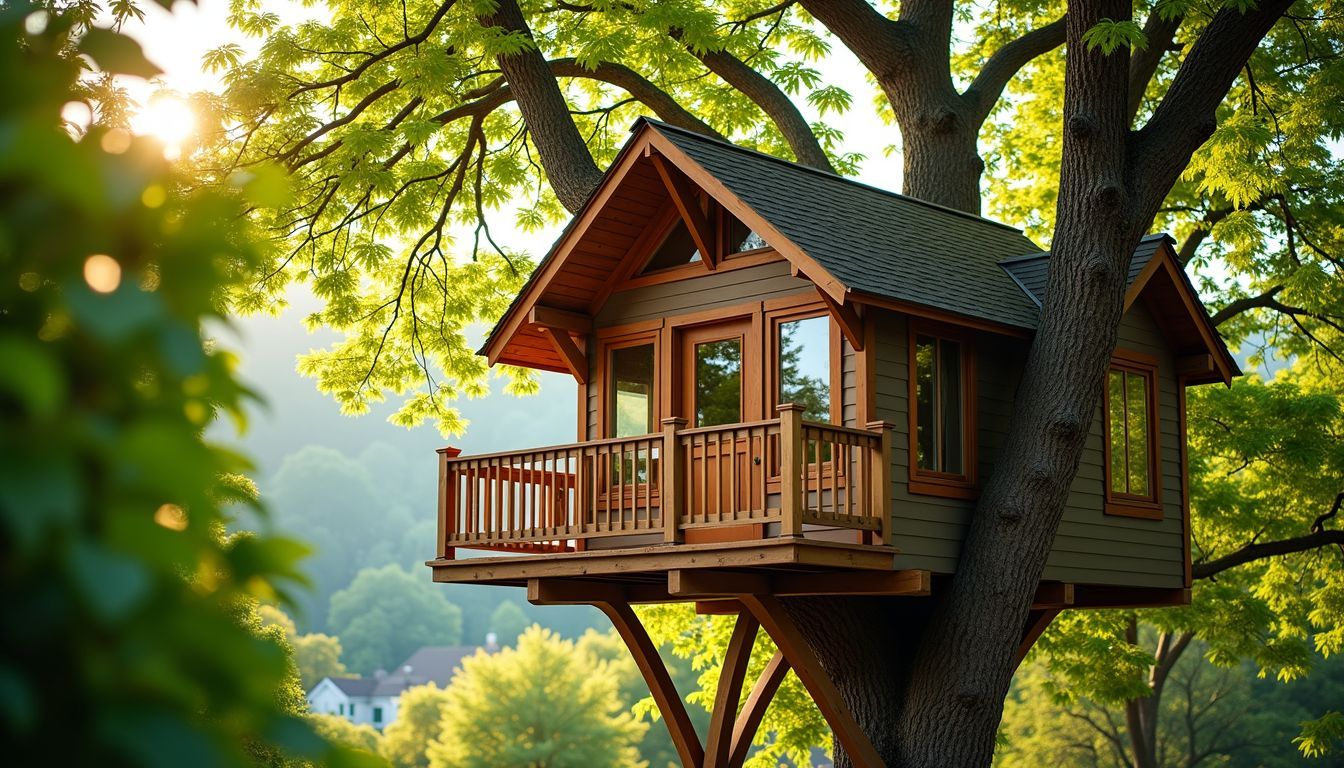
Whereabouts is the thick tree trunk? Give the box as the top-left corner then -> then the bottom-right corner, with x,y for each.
899,119 -> 985,215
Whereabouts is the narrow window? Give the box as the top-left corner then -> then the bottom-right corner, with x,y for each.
722,215 -> 767,254
1105,357 -> 1160,517
609,343 -> 654,437
914,334 -> 965,476
777,315 -> 832,423
338,703 -> 344,716
349,704 -> 355,718
373,706 -> 383,724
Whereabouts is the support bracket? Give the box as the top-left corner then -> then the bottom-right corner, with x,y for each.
650,153 -> 719,270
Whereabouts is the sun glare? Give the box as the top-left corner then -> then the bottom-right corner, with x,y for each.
131,96 -> 196,159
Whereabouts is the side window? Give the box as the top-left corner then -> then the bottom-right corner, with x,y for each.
909,326 -> 976,497
775,314 -> 833,423
1104,354 -> 1161,518
609,342 -> 655,437
373,706 -> 383,725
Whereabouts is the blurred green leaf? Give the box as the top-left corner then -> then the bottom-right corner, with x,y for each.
0,335 -> 65,417
79,28 -> 162,78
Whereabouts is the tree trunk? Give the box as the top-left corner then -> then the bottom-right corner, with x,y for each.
899,118 -> 985,215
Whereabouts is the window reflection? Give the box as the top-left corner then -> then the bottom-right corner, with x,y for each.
914,335 -> 965,475
610,344 -> 654,437
1107,366 -> 1152,497
778,316 -> 831,422
694,339 -> 742,427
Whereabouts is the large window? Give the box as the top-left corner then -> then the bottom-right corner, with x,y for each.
776,314 -> 833,423
909,325 -> 975,497
1104,353 -> 1161,518
609,343 -> 655,437
642,219 -> 702,273
693,338 -> 743,427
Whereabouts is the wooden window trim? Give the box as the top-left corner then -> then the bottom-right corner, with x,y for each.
597,329 -> 662,441
764,302 -> 845,487
907,320 -> 978,500
616,201 -> 785,291
1103,348 -> 1163,520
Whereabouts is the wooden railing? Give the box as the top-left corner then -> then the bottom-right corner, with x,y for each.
435,405 -> 893,558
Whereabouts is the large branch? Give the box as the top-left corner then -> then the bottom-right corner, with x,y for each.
1193,493 -> 1344,579
288,0 -> 457,98
1126,9 -> 1184,124
1129,0 -> 1293,193
964,17 -> 1067,125
797,0 -> 912,89
478,0 -> 603,212
670,30 -> 833,171
548,59 -> 722,139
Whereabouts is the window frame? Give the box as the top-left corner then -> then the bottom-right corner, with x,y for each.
763,299 -> 843,425
619,202 -> 780,290
907,320 -> 978,499
1102,348 -> 1163,520
597,329 -> 662,440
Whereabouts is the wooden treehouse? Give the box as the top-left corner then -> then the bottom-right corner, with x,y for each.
427,119 -> 1239,767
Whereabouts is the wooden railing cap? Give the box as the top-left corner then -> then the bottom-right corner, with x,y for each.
776,403 -> 807,413
661,416 -> 690,426
864,420 -> 897,431
437,446 -> 463,457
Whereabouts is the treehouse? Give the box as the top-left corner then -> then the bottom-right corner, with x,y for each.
426,119 -> 1239,767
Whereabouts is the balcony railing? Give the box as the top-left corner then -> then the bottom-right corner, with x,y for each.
434,404 -> 893,559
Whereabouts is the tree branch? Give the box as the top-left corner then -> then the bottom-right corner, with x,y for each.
1127,9 -> 1184,124
478,0 -> 602,212
1193,493 -> 1344,579
547,58 -> 723,139
1209,285 -> 1284,326
964,16 -> 1067,125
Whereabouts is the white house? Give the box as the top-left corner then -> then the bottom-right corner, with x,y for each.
307,639 -> 498,730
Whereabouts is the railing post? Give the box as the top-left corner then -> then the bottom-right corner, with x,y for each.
778,404 -> 805,538
864,422 -> 895,546
437,447 -> 463,560
661,417 -> 688,543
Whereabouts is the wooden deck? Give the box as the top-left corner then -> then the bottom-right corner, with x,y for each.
432,407 -> 897,581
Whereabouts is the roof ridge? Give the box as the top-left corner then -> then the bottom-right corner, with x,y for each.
997,232 -> 1175,265
636,117 -> 1030,236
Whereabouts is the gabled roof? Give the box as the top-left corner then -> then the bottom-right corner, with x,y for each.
370,645 -> 480,697
482,119 -> 1237,384
322,677 -> 376,697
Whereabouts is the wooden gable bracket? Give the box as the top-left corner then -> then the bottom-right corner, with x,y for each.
648,150 -> 720,270
817,289 -> 865,352
530,306 -> 590,384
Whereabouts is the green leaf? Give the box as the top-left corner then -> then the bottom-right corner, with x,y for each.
1082,19 -> 1148,55
79,28 -> 163,79
0,335 -> 65,417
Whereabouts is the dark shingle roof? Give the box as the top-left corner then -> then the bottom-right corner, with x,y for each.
370,645 -> 481,697
326,677 -> 376,697
649,120 -> 1046,329
1001,233 -> 1170,308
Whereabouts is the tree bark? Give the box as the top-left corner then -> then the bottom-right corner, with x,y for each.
478,0 -> 603,213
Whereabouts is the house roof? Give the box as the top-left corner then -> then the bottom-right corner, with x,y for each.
370,645 -> 481,696
324,677 -> 376,697
482,119 -> 1237,384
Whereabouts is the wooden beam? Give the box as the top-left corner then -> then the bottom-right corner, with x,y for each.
669,569 -> 930,598
1031,582 -> 1075,608
539,326 -> 588,384
1176,353 -> 1216,378
705,612 -> 759,767
1014,608 -> 1060,671
527,578 -> 675,605
649,152 -> 718,269
739,594 -> 885,768
696,599 -> 743,615
1072,585 -> 1191,609
529,305 -> 592,335
728,651 -> 790,768
668,569 -> 769,597
596,601 -> 705,768
817,289 -> 864,351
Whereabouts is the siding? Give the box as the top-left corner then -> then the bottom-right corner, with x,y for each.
871,305 -> 1185,588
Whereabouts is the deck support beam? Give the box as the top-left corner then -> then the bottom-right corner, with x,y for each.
705,611 -> 759,767
728,650 -> 790,767
595,601 -> 706,768
669,568 -> 930,599
1014,608 -> 1060,671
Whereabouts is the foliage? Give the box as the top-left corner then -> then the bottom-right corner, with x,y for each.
308,713 -> 388,764
263,443 -> 435,630
328,564 -> 463,675
427,626 -> 646,768
487,601 -> 529,646
261,604 -> 351,689
379,683 -> 452,768
0,7 -> 373,766
637,604 -> 830,767
575,627 -> 708,768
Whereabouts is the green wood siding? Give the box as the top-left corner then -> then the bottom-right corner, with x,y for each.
872,305 -> 1185,588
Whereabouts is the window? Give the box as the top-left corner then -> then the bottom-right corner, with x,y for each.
1104,352 -> 1161,518
909,325 -> 976,498
609,343 -> 655,437
694,338 -> 743,427
722,215 -> 767,254
349,704 -> 356,718
642,219 -> 702,273
338,703 -> 345,716
776,314 -> 833,423
373,707 -> 383,725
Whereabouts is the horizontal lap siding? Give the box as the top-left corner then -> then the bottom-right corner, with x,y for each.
872,305 -> 1185,588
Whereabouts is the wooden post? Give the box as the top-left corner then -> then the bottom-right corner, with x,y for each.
777,404 -> 804,538
865,421 -> 895,546
436,447 -> 462,560
661,417 -> 688,544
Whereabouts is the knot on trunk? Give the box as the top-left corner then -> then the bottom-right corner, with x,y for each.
1047,414 -> 1084,443
957,689 -> 985,711
1095,182 -> 1126,210
919,104 -> 960,134
1084,255 -> 1116,283
998,501 -> 1024,526
1067,114 -> 1095,139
